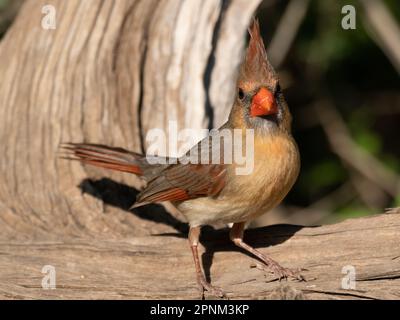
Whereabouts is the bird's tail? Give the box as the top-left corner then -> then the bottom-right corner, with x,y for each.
60,143 -> 145,175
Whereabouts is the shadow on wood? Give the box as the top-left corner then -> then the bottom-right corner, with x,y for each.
79,178 -> 188,234
78,177 -> 304,286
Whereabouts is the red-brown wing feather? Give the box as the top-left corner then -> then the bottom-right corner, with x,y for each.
61,142 -> 227,205
136,163 -> 226,204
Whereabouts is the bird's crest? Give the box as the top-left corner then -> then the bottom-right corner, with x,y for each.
239,19 -> 278,90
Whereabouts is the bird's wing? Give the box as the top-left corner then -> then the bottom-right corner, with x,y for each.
135,129 -> 231,205
61,128 -> 229,206
135,162 -> 226,204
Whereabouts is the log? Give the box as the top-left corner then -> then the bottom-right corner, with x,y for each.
0,212 -> 399,299
0,0 -> 260,240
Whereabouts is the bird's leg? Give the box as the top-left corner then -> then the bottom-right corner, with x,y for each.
188,226 -> 225,298
230,222 -> 304,281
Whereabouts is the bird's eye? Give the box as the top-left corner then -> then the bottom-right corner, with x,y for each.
238,88 -> 245,100
275,83 -> 281,95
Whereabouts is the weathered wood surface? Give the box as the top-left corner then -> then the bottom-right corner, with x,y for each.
0,0 -> 261,240
1,213 -> 399,300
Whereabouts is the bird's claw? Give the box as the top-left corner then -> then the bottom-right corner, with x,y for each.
275,266 -> 307,282
197,277 -> 226,298
252,263 -> 307,282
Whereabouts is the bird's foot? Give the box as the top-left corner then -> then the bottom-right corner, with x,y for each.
271,264 -> 306,281
252,262 -> 306,282
197,277 -> 225,298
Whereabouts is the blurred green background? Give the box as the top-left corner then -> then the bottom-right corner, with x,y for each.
256,0 -> 400,225
1,0 -> 399,226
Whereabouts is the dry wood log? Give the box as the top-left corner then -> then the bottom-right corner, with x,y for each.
0,213 -> 399,299
0,0 -> 260,240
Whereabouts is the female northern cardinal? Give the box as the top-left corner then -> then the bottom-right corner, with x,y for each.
62,20 -> 301,297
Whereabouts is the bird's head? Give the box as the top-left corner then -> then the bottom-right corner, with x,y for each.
229,19 -> 292,134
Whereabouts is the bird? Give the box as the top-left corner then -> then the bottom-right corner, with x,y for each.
61,19 -> 302,297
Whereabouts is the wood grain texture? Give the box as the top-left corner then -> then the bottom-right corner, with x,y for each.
0,213 -> 399,299
0,0 -> 261,240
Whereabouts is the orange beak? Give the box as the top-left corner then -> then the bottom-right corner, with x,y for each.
250,87 -> 278,117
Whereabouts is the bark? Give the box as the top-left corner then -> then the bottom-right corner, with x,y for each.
0,213 -> 399,299
0,0 -> 260,240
